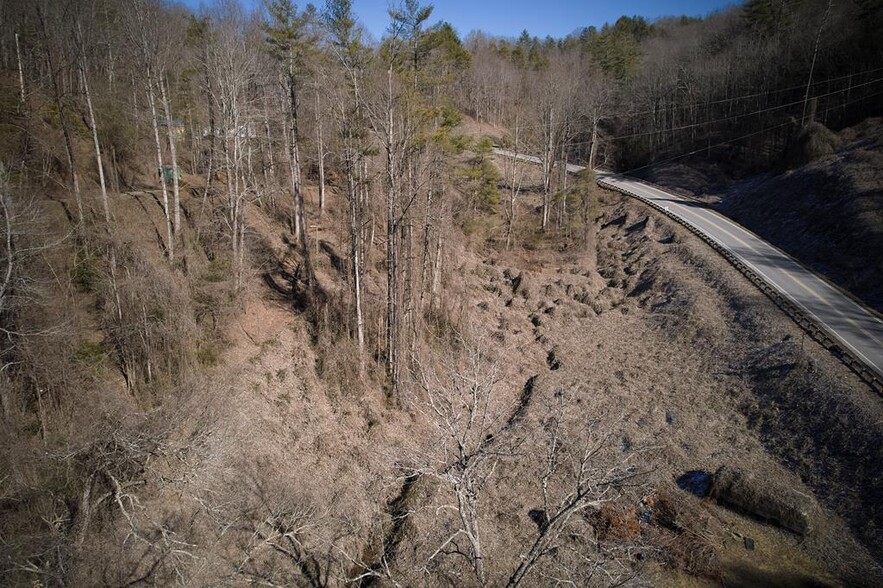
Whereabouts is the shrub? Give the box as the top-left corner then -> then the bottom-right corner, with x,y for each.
73,340 -> 107,369
71,251 -> 103,293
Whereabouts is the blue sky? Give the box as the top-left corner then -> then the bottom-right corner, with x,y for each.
179,0 -> 741,40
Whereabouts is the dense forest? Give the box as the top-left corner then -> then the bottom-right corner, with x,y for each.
1,0 -> 882,585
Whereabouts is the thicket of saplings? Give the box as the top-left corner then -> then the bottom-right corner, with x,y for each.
1,0 -> 880,584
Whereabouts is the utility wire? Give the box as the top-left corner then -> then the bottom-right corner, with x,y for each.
550,77 -> 883,148
606,77 -> 883,141
501,68 -> 883,135
613,66 -> 883,119
616,87 -> 883,176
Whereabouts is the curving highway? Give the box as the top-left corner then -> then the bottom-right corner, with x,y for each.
494,148 -> 883,391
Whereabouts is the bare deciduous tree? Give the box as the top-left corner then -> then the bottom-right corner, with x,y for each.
326,0 -> 368,353
36,2 -> 84,226
507,393 -> 646,587
74,16 -> 111,224
407,337 -> 511,584
128,0 -> 175,261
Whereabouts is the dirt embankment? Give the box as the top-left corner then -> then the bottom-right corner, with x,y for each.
461,189 -> 883,585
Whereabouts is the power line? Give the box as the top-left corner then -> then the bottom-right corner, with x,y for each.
499,68 -> 883,136
547,77 -> 882,148
604,77 -> 883,141
498,78 -> 881,171
612,66 -> 883,119
617,87 -> 883,176
618,120 -> 795,176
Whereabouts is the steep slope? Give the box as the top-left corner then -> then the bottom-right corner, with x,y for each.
73,190 -> 883,586
3,99 -> 882,585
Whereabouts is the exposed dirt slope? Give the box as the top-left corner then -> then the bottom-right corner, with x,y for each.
452,191 -> 883,586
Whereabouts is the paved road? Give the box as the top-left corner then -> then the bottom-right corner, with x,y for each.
494,149 -> 586,174
494,148 -> 883,389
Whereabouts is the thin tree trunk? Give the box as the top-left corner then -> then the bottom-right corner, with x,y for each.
78,22 -> 110,224
420,159 -> 435,306
802,0 -> 833,126
159,75 -> 180,238
347,146 -> 365,352
111,145 -> 120,192
38,6 -> 83,226
227,125 -> 239,288
200,41 -> 216,227
284,67 -> 313,290
315,87 -> 325,214
559,140 -> 567,232
14,32 -> 25,107
238,196 -> 246,290
506,115 -> 522,249
145,67 -> 174,262
360,157 -> 370,268
14,31 -> 32,186
404,161 -> 416,357
286,67 -> 305,243
385,68 -> 398,396
0,178 -> 14,318
458,489 -> 485,584
258,107 -> 270,197
263,91 -> 275,180
107,38 -> 115,90
430,229 -> 442,311
541,107 -> 554,232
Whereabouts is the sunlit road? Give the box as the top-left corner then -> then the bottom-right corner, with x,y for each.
494,148 -> 883,389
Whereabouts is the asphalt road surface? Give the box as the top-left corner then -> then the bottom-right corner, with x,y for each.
493,148 -> 883,388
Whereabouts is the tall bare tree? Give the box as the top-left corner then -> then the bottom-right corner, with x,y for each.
36,3 -> 84,227
127,0 -> 175,261
265,0 -> 316,268
211,4 -> 258,290
377,0 -> 434,397
74,13 -> 111,225
325,0 -> 368,352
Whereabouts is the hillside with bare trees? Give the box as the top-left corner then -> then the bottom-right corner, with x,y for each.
1,0 -> 882,586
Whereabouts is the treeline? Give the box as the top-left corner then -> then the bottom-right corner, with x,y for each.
462,0 -> 883,172
1,2 -> 499,581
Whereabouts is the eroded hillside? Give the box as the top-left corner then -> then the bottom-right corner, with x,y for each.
4,161 -> 881,586
4,0 -> 883,584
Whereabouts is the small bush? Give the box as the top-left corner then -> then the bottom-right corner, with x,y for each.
196,342 -> 220,367
784,122 -> 843,168
74,340 -> 107,369
315,337 -> 364,400
71,252 -> 103,293
203,258 -> 230,283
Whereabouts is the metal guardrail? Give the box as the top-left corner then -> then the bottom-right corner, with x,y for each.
597,176 -> 883,394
